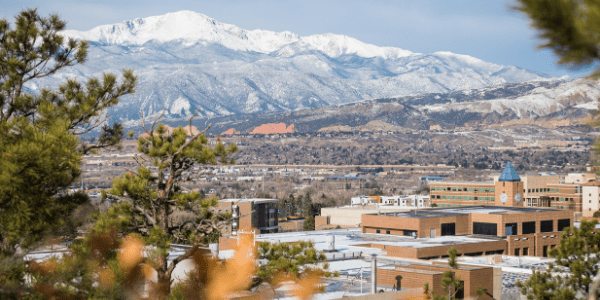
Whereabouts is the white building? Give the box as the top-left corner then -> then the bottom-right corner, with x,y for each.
582,181 -> 600,217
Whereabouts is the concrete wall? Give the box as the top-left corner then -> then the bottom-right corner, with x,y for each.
583,185 -> 600,217
321,207 -> 411,227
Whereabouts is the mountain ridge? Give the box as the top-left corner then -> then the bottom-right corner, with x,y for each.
22,10 -> 564,125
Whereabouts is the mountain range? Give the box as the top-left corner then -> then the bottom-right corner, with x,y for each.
21,10 -> 568,126
154,78 -> 600,135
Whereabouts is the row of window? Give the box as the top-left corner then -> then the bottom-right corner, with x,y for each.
433,195 -> 495,201
514,247 -> 529,256
431,186 -> 494,192
527,187 -> 577,193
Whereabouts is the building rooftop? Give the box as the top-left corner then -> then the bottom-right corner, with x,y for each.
218,198 -> 279,204
374,206 -> 560,219
498,162 -> 521,182
429,181 -> 494,185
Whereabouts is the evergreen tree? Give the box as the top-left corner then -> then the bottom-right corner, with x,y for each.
102,113 -> 237,297
430,247 -> 463,300
516,219 -> 600,299
303,214 -> 315,231
0,9 -> 136,258
255,240 -> 334,288
513,0 -> 600,77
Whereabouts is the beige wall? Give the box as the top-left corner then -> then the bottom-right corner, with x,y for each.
522,175 -> 559,197
583,186 -> 600,217
566,173 -> 597,184
320,207 -> 411,227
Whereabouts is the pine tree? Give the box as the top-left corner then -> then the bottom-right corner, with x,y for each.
102,112 -> 237,297
513,0 -> 600,77
517,219 -> 600,299
0,9 -> 136,259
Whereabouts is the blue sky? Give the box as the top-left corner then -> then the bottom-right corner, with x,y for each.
3,0 -> 594,78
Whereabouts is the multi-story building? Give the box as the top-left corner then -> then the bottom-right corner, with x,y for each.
430,163 -> 595,213
216,198 -> 279,235
361,205 -> 572,258
582,181 -> 600,217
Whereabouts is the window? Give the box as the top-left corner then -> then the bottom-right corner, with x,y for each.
543,245 -> 548,257
491,197 -> 495,201
469,188 -> 473,191
514,248 -> 520,256
403,230 -> 417,237
558,219 -> 570,231
437,187 -> 440,190
473,222 -> 498,236
505,223 -> 518,236
523,247 -> 529,256
560,197 -> 564,201
491,188 -> 495,192
469,197 -> 473,200
452,196 -> 456,200
452,187 -> 456,191
528,189 -> 531,193
551,188 -> 555,192
485,197 -> 489,201
442,223 -> 456,236
474,197 -> 478,200
523,221 -> 536,234
386,230 -> 391,234
557,188 -> 560,192
442,195 -> 446,199
457,196 -> 462,200
540,220 -> 554,233
376,229 -> 380,234
485,189 -> 490,192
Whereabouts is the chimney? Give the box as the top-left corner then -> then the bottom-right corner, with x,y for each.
326,234 -> 335,251
371,254 -> 378,294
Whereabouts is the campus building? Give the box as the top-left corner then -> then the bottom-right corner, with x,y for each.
216,198 -> 279,235
360,205 -> 572,258
429,163 -> 595,213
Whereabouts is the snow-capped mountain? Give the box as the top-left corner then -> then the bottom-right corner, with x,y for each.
27,10 -> 561,125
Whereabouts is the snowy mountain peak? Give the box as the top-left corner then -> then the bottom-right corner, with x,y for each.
62,10 -> 414,59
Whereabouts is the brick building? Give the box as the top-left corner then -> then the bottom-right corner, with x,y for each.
360,206 -> 572,258
376,260 -> 497,300
216,198 -> 279,235
429,163 -> 595,213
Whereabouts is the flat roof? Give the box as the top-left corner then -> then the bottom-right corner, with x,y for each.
360,234 -> 502,249
430,181 -> 494,185
254,228 -> 504,253
218,198 -> 279,204
373,206 -> 561,219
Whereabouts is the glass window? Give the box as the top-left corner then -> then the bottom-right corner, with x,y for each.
557,188 -> 560,192
540,220 -> 554,233
442,196 -> 446,199
452,187 -> 456,191
491,188 -> 495,192
560,197 -> 564,201
523,221 -> 536,234
558,219 -> 570,231
523,247 -> 529,256
376,229 -> 380,234
469,197 -> 473,200
437,187 -> 441,190
551,188 -> 555,192
485,197 -> 489,201
474,197 -> 478,200
452,196 -> 456,200
528,189 -> 531,193
469,188 -> 473,191
491,197 -> 495,201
